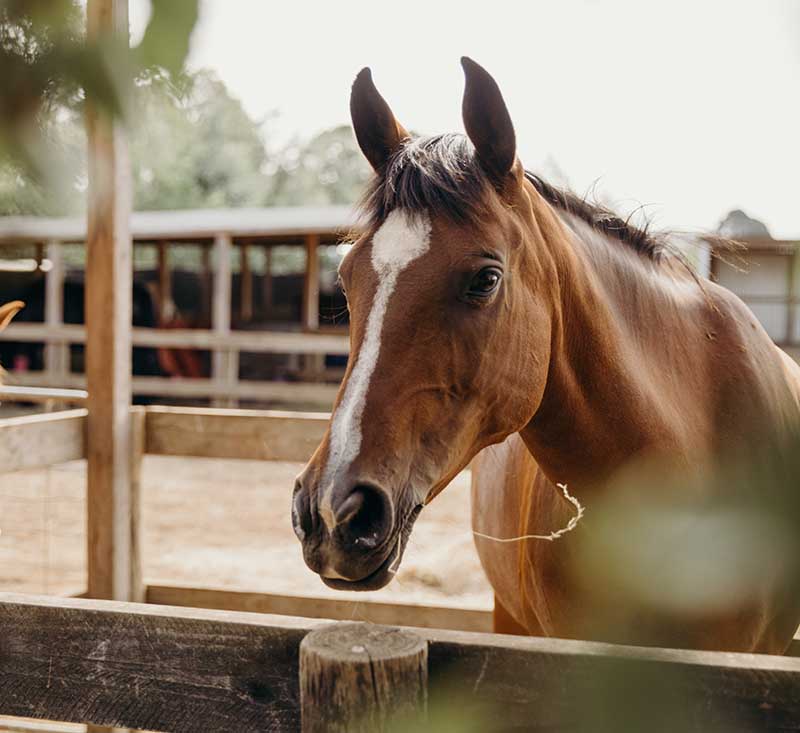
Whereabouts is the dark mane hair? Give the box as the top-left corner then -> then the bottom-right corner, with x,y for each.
360,133 -> 668,262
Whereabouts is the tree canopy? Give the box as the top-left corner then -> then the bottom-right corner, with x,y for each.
0,67 -> 369,217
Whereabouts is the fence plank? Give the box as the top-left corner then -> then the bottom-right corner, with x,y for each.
144,405 -> 328,461
0,410 -> 87,471
145,584 -> 493,633
0,593 -> 319,733
0,323 -> 350,354
85,0 -> 134,603
1,593 -> 799,733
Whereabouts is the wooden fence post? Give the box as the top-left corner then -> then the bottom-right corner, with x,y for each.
44,240 -> 68,390
85,0 -> 135,602
300,623 -> 427,733
211,232 -> 236,408
128,406 -> 145,603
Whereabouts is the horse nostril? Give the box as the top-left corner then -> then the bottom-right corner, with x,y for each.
292,478 -> 313,541
338,483 -> 392,549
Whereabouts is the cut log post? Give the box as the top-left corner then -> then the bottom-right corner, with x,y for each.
300,622 -> 427,733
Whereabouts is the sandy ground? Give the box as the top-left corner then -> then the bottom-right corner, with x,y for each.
0,456 -> 492,609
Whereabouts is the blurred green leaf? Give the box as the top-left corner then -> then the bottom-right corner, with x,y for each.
134,0 -> 199,75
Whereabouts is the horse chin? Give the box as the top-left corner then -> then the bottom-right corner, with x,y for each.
320,540 -> 400,591
320,505 -> 422,592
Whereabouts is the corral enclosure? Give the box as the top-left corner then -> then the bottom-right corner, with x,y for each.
2,0 -> 800,730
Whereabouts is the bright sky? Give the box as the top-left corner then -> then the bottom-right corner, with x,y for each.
131,0 -> 800,237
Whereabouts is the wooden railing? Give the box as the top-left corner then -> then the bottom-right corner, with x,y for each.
0,593 -> 799,732
0,210 -> 355,409
2,404 -> 800,730
0,404 -> 490,633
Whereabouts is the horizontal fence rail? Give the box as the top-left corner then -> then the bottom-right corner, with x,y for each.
145,583 -> 493,634
1,593 -> 800,733
0,324 -> 350,355
144,405 -> 329,461
0,386 -> 88,405
0,409 -> 86,472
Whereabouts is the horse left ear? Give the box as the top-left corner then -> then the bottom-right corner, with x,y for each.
350,67 -> 410,172
0,301 -> 23,331
461,57 -> 517,184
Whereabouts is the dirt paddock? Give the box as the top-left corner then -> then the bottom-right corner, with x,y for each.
0,456 -> 492,610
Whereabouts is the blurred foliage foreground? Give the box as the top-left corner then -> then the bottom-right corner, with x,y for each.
399,426 -> 800,732
0,0 -> 370,218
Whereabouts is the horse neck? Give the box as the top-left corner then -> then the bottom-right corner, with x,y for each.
519,209 -> 701,489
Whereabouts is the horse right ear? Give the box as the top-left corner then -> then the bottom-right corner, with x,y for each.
461,57 -> 517,185
0,301 -> 23,331
350,68 -> 409,172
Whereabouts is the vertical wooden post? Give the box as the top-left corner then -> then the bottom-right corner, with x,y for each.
300,623 -> 427,732
85,0 -> 135,602
302,234 -> 320,331
211,233 -> 236,408
44,240 -> 68,386
128,406 -> 145,603
302,234 -> 323,380
240,242 -> 253,322
262,245 -> 273,318
200,243 -> 212,327
157,240 -> 171,323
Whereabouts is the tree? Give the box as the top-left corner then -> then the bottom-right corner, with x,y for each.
266,125 -> 371,206
131,71 -> 271,210
0,0 -> 199,208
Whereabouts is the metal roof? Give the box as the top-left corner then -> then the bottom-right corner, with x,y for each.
0,205 -> 359,244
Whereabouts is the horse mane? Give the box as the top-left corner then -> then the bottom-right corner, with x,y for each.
360,133 -> 668,263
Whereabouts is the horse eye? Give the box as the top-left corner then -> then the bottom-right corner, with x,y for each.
467,267 -> 502,297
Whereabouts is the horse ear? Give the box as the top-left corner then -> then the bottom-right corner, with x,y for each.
461,57 -> 517,183
0,301 -> 23,331
350,67 -> 409,172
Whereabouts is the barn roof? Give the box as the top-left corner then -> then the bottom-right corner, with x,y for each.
0,205 -> 358,244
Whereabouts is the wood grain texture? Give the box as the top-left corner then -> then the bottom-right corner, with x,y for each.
2,593 -> 800,733
144,406 -> 329,461
146,584 -> 493,633
300,623 -> 427,733
85,0 -> 133,602
0,409 -> 86,472
0,593 -> 321,733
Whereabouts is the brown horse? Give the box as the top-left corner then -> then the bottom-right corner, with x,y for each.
292,59 -> 800,653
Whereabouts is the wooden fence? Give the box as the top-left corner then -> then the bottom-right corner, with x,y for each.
0,207 -> 354,410
1,593 -> 800,732
0,403 -> 491,633
2,404 -> 800,730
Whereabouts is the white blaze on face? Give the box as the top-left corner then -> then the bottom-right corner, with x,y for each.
318,209 -> 432,530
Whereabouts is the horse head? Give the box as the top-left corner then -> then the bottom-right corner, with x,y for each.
292,60 -> 558,589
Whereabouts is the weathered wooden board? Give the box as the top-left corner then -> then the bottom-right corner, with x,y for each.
7,372 -> 339,407
84,0 -> 134,603
0,323 -> 350,355
0,410 -> 87,472
0,593 -> 321,733
0,386 -> 88,405
2,594 -> 800,733
144,406 -> 329,461
145,584 -> 493,633
425,632 -> 800,732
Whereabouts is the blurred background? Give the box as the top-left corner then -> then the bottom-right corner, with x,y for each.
1,3 -> 799,729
